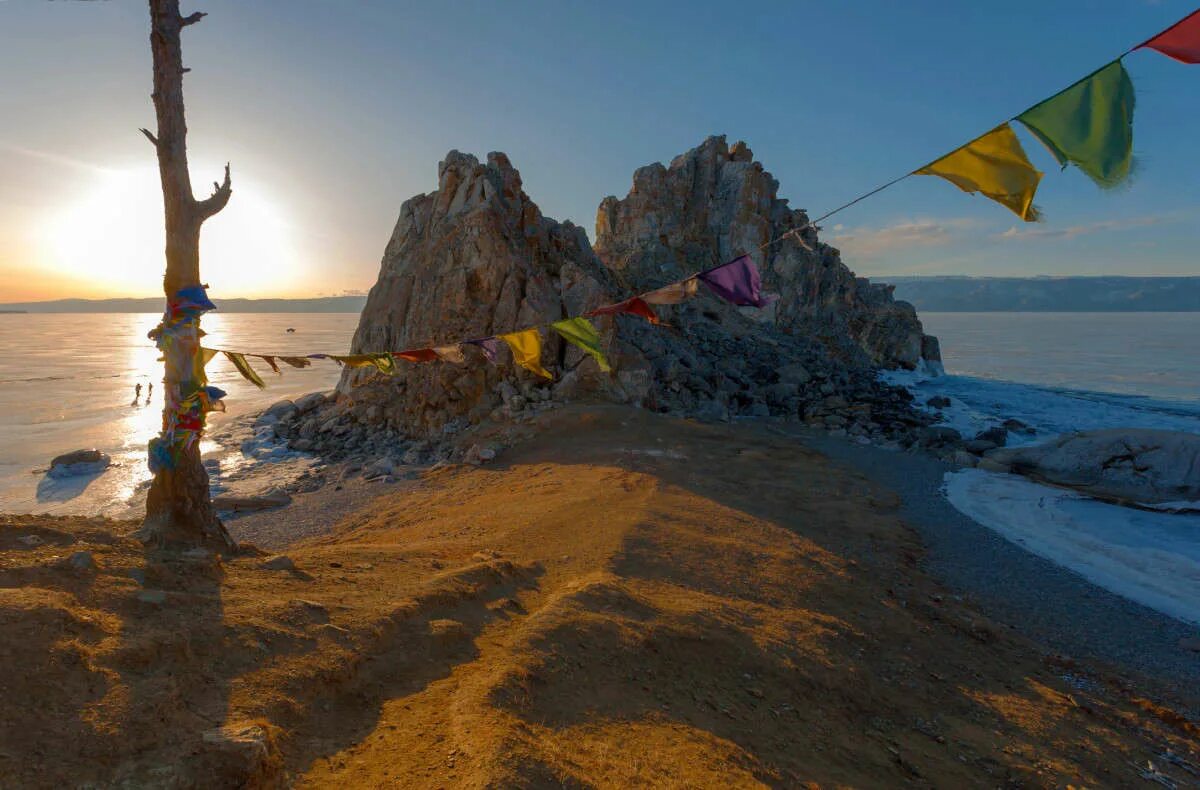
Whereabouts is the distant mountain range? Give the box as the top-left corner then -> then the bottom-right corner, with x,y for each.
886,276 -> 1200,312
3,277 -> 1198,313
0,295 -> 369,313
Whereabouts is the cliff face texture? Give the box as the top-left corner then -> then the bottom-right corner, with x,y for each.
595,136 -> 940,370
315,139 -> 936,448
338,151 -> 635,435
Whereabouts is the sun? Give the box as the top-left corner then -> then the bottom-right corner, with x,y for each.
36,163 -> 299,298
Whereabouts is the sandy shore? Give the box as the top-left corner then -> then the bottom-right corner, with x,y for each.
2,404 -> 1198,787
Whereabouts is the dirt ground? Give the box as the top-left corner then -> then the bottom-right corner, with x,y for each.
1,405 -> 1197,788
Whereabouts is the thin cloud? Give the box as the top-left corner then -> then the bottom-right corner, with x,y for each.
829,218 -> 979,259
0,140 -> 113,174
995,212 -> 1190,241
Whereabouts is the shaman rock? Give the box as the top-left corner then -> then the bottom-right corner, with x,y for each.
594,135 -> 939,370
337,151 -> 636,436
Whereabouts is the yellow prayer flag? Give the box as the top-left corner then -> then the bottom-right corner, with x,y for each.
915,123 -> 1043,221
499,328 -> 552,379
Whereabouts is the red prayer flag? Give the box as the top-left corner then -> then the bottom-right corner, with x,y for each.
1138,9 -> 1200,63
586,297 -> 661,325
392,348 -> 440,363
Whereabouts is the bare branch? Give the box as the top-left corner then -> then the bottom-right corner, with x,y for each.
195,162 -> 232,220
180,11 -> 207,27
139,128 -> 160,148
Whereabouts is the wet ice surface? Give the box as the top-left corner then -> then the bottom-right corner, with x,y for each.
944,469 -> 1200,625
0,313 -> 356,518
882,322 -> 1200,625
884,367 -> 1200,447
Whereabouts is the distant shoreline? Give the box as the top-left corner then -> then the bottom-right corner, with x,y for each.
887,275 -> 1200,312
5,275 -> 1199,312
0,295 -> 368,314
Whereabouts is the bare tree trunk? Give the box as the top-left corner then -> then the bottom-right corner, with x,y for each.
137,0 -> 236,553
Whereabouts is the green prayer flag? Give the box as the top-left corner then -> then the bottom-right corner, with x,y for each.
551,317 -> 611,373
1017,60 -> 1135,189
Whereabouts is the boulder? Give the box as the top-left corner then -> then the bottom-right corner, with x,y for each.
963,439 -> 998,455
927,396 -> 951,409
57,551 -> 97,574
1002,418 -> 1036,436
212,488 -> 292,513
974,426 -> 1008,447
294,392 -> 329,415
47,449 -> 111,479
257,399 -> 297,424
918,426 -> 962,448
985,428 -> 1200,505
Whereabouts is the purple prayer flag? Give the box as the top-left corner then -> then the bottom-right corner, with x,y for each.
697,254 -> 777,308
466,337 -> 501,363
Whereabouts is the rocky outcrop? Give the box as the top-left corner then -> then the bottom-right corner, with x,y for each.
279,144 -> 937,461
336,151 -> 636,437
595,135 -> 939,371
985,429 -> 1200,506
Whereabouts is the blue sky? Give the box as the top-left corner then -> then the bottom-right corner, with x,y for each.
1,0 -> 1197,299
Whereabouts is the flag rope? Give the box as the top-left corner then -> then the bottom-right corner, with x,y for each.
781,6 -> 1198,228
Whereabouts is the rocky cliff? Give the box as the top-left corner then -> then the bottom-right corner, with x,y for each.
282,143 -> 935,458
595,136 -> 940,370
335,151 -> 637,437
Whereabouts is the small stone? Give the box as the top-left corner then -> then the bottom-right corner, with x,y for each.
16,534 -> 44,547
290,599 -> 329,623
62,550 -> 97,573
927,396 -> 951,409
974,426 -> 1008,446
918,426 -> 962,448
1178,636 -> 1200,652
746,402 -> 770,418
1002,418 -> 1036,435
952,451 -> 979,468
318,623 -> 351,639
259,555 -> 296,572
963,439 -> 998,455
362,458 -> 393,479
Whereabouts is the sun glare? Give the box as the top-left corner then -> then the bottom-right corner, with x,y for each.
36,164 -> 298,298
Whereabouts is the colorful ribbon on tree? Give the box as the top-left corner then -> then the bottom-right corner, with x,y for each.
147,285 -> 225,474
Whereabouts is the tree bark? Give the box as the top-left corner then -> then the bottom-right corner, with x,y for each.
137,0 -> 236,553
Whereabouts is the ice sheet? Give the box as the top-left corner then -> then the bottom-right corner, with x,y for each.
944,469 -> 1200,625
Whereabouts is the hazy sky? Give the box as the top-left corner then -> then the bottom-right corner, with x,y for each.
2,1 -> 1198,301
